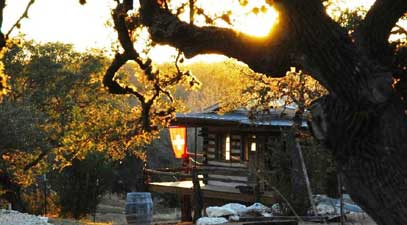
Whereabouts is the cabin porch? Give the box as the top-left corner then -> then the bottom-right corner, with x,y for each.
148,180 -> 275,204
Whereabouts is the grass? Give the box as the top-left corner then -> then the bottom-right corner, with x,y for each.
48,194 -> 182,225
49,217 -> 112,225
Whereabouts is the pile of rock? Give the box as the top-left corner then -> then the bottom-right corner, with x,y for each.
0,209 -> 51,225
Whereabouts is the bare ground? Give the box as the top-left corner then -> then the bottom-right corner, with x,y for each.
51,194 -> 377,225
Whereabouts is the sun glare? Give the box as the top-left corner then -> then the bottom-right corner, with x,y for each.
4,0 -> 383,64
194,0 -> 279,37
235,9 -> 279,37
146,0 -> 280,63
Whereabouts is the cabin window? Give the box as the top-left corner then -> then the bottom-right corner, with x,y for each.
250,135 -> 257,152
225,134 -> 231,160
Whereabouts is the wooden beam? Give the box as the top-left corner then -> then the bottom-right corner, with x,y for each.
144,168 -> 192,178
198,165 -> 251,176
207,161 -> 248,168
147,182 -> 276,204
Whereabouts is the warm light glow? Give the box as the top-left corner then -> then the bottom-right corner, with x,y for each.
235,10 -> 279,37
169,126 -> 187,159
4,0 -> 278,61
330,0 -> 375,10
173,135 -> 185,151
4,0 -> 386,63
148,0 -> 280,63
324,0 -> 375,22
251,142 -> 256,152
251,135 -> 256,152
194,0 -> 278,37
225,135 -> 231,160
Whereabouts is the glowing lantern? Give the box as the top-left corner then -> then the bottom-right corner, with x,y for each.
169,126 -> 188,159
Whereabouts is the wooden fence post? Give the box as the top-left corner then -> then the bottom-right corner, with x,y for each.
192,168 -> 203,222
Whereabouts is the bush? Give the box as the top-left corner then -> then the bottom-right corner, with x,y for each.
49,152 -> 114,219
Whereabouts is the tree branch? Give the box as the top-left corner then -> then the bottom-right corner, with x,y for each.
23,150 -> 47,171
112,2 -> 143,65
104,0 -> 177,132
355,0 -> 407,64
5,0 -> 36,39
140,0 -> 391,103
103,1 -> 149,102
139,0 -> 298,77
103,53 -> 146,102
391,24 -> 407,36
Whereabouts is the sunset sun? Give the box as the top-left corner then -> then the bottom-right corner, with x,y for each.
3,0 -> 374,64
193,0 -> 279,37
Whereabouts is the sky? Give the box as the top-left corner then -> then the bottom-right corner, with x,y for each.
2,0 -> 380,63
4,0 -> 115,51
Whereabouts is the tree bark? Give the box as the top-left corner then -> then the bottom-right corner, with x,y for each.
354,0 -> 407,66
311,95 -> 407,225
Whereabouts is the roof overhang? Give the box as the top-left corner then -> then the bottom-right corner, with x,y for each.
172,113 -> 308,128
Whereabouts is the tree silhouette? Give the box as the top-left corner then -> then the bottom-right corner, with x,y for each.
0,1 -> 406,224
102,1 -> 407,224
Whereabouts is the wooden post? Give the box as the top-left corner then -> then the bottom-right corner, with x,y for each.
338,174 -> 345,225
296,138 -> 317,215
192,168 -> 203,222
181,151 -> 192,222
194,127 -> 198,167
43,174 -> 47,216
181,195 -> 192,222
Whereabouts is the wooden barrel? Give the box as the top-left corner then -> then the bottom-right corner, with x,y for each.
125,192 -> 153,225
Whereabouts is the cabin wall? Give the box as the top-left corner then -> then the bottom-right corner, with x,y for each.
201,127 -> 282,192
230,134 -> 242,161
207,133 -> 216,160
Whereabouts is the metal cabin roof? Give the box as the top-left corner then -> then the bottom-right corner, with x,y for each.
173,105 -> 308,128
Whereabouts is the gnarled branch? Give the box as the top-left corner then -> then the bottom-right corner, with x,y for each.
355,0 -> 407,65
104,0 -> 189,131
139,0 -> 298,77
139,0 -> 394,104
5,0 -> 35,39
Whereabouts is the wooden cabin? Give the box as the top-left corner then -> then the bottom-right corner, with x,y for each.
147,104 -> 307,219
177,104 -> 305,190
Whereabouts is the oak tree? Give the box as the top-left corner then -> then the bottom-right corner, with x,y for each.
0,41 -> 150,211
102,1 -> 407,224
0,1 -> 406,224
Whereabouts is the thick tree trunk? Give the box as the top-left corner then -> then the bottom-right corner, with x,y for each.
342,106 -> 407,225
311,95 -> 407,225
276,2 -> 407,222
